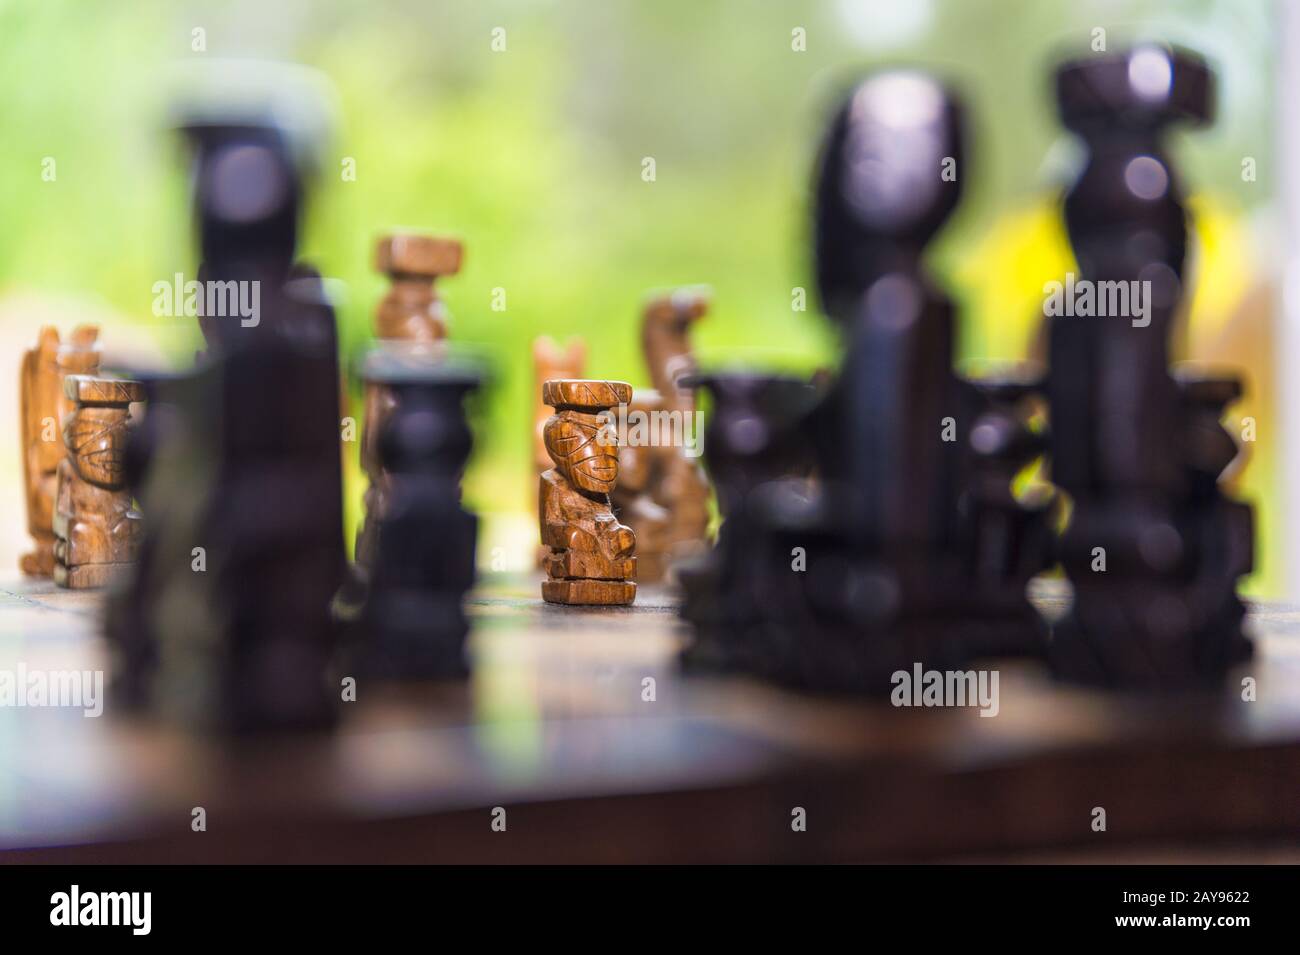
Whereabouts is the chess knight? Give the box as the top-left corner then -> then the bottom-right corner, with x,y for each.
539,379 -> 637,605
53,375 -> 144,589
611,288 -> 711,582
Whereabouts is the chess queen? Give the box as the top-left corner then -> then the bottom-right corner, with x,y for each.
538,379 -> 637,605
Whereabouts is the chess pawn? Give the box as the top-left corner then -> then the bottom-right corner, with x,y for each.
357,357 -> 480,678
539,379 -> 637,605
355,234 -> 463,577
52,376 -> 144,589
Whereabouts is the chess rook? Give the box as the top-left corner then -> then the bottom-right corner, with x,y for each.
539,379 -> 637,605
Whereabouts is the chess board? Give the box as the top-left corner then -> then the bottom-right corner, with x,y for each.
3,576 -> 1299,863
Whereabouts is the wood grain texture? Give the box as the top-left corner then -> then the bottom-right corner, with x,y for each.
2,579 -> 1299,862
51,373 -> 142,589
539,379 -> 637,605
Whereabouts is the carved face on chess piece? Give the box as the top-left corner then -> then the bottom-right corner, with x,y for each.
53,376 -> 144,590
532,336 -> 585,471
539,379 -> 636,606
66,404 -> 131,487
545,409 -> 619,494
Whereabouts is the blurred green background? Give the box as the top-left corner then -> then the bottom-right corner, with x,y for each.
0,0 -> 1282,592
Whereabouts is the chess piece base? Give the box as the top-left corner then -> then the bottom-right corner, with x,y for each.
54,561 -> 132,590
543,579 -> 636,606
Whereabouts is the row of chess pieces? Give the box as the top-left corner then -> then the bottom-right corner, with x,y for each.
17,43 -> 1255,732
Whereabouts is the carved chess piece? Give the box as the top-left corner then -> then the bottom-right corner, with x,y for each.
356,234 -> 462,578
356,355 -> 480,678
532,337 -> 586,474
611,289 -> 711,582
1045,46 -> 1253,687
19,326 -> 99,575
532,337 -> 585,567
539,379 -> 637,605
52,375 -> 144,589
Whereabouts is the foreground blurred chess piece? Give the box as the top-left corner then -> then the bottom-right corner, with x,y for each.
539,379 -> 636,605
682,70 -> 1053,689
355,356 -> 480,677
1046,45 -> 1253,687
52,376 -> 144,589
354,233 -> 462,578
19,326 -> 100,575
110,79 -> 345,730
611,289 -> 711,582
678,373 -> 817,673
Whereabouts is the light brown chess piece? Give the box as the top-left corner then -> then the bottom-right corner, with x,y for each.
532,336 -> 586,566
52,375 -> 144,589
19,326 -> 100,576
611,289 -> 711,581
355,233 -> 462,575
539,379 -> 636,605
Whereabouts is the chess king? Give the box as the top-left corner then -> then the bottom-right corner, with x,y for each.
52,376 -> 144,589
539,379 -> 637,605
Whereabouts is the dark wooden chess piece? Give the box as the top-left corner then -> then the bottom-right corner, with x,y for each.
539,379 -> 637,605
681,70 -> 1054,690
611,289 -> 711,582
19,325 -> 100,576
1045,45 -> 1253,688
354,233 -> 462,580
678,372 -> 818,674
52,375 -> 144,589
353,354 -> 480,678
109,106 -> 345,732
104,368 -> 191,709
